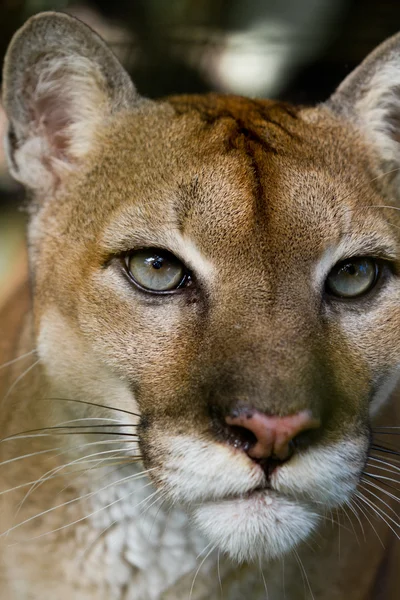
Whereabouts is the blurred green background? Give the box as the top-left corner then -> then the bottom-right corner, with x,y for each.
1,0 -> 400,304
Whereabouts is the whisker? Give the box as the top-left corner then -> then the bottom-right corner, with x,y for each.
55,453 -> 138,497
12,448 -> 139,527
0,349 -> 37,371
370,445 -> 400,457
56,417 -> 130,426
7,479 -> 155,547
48,397 -> 140,418
369,453 -> 400,466
368,457 -> 400,474
0,448 -> 61,468
148,495 -> 168,539
360,483 -> 400,527
0,438 -> 139,474
2,430 -> 139,442
362,477 -> 400,505
1,433 -> 137,442
345,499 -> 365,542
137,489 -> 164,518
77,518 -> 118,563
0,462 -> 138,497
38,424 -> 138,429
356,490 -> 400,541
189,543 -> 216,600
1,467 -> 156,538
217,550 -> 223,597
336,507 -> 341,561
351,495 -> 385,548
2,359 -> 41,404
259,556 -> 269,600
364,471 -> 400,486
363,472 -> 400,495
281,556 -> 287,600
341,503 -> 360,546
293,549 -> 315,600
366,205 -> 400,212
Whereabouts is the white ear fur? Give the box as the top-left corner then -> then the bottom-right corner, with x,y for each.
2,12 -> 138,193
327,32 -> 400,186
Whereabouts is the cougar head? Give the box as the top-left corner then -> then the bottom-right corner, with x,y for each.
3,13 -> 400,562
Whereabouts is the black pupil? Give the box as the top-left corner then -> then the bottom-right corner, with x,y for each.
152,258 -> 163,270
344,263 -> 356,275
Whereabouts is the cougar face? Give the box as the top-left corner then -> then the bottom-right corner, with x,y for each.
3,12 -> 400,565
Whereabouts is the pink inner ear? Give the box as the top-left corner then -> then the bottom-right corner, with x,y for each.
25,53 -> 108,170
36,93 -> 74,159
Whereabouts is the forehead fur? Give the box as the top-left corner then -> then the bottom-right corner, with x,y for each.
33,93 -> 392,272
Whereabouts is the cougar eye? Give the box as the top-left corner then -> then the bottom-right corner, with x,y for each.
125,248 -> 188,293
326,257 -> 379,299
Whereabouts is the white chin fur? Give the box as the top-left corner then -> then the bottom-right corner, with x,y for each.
192,491 -> 319,563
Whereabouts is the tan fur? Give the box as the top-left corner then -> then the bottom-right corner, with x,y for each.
1,11 -> 400,599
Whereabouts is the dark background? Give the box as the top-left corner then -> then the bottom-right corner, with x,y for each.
1,0 -> 400,293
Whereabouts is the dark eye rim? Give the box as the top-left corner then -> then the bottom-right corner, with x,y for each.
324,256 -> 384,300
122,247 -> 192,295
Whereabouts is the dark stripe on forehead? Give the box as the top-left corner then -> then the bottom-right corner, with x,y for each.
167,93 -> 301,154
169,94 -> 299,235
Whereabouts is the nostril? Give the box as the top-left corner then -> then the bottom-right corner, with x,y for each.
224,408 -> 321,462
224,424 -> 258,452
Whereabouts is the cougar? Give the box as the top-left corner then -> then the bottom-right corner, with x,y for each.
0,11 -> 399,600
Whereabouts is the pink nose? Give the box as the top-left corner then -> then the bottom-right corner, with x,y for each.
225,409 -> 321,461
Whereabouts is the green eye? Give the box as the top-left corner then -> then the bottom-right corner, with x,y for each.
125,249 -> 187,292
326,258 -> 379,299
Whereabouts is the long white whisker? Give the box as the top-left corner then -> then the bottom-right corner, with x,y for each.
360,485 -> 400,527
259,556 -> 269,600
365,472 -> 400,485
293,549 -> 315,600
0,349 -> 37,371
363,478 -> 400,504
345,499 -> 365,542
0,448 -> 61,468
1,433 -> 136,443
341,503 -> 360,546
7,480 -> 155,546
367,205 -> 400,211
367,458 -> 400,475
2,467 -> 155,538
352,495 -> 385,548
0,462 -> 134,497
55,417 -> 128,426
8,449 -> 137,539
2,359 -> 41,404
217,550 -> 222,597
336,507 -> 341,561
16,446 -> 135,508
137,489 -> 164,519
77,519 -> 118,564
281,556 -> 287,600
189,544 -> 216,600
356,490 -> 400,541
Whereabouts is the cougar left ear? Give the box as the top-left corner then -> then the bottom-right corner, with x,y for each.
327,32 -> 400,189
2,11 -> 139,193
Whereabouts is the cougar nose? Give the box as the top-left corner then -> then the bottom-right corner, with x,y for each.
225,409 -> 321,461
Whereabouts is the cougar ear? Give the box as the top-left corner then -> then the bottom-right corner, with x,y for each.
2,11 -> 138,192
327,32 -> 400,190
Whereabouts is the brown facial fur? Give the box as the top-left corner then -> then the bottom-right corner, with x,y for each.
1,12 -> 400,600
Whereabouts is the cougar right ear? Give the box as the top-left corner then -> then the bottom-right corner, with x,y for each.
2,11 -> 139,193
326,32 -> 400,196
